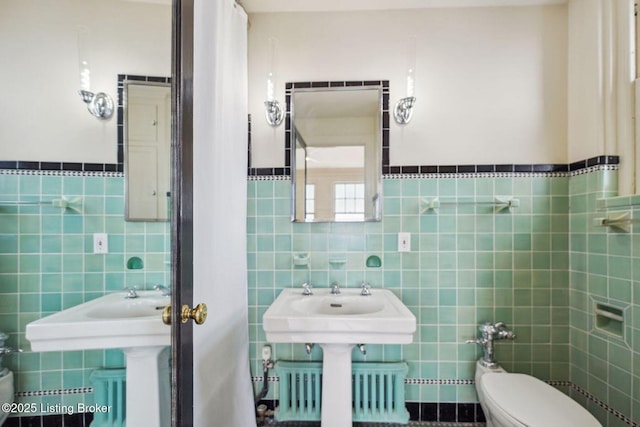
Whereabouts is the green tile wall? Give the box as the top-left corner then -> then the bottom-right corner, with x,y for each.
0,171 -> 169,415
4,167 -> 637,424
247,174 -> 571,407
569,168 -> 640,426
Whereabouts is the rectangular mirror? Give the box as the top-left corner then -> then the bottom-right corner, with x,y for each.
123,79 -> 171,221
290,82 -> 385,222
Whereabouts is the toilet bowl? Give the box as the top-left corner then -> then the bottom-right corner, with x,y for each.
0,332 -> 20,426
0,369 -> 14,425
474,361 -> 602,427
467,323 -> 601,427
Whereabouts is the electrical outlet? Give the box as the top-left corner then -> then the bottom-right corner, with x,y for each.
93,233 -> 109,254
261,344 -> 272,361
398,232 -> 411,252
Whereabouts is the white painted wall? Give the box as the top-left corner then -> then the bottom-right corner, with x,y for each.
567,0 -> 608,163
248,5 -> 568,167
567,0 -> 636,195
3,3 -> 574,167
0,0 -> 171,164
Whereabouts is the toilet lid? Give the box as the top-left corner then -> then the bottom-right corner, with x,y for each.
481,373 -> 602,427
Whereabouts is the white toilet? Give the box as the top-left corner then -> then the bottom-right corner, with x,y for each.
475,361 -> 602,427
0,369 -> 14,426
468,322 -> 601,427
0,332 -> 20,426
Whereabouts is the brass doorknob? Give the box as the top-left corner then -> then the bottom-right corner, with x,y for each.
162,305 -> 171,325
182,303 -> 207,324
162,303 -> 208,325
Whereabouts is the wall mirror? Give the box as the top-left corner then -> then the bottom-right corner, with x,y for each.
289,82 -> 386,222
122,78 -> 171,221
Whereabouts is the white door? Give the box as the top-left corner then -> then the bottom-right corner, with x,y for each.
126,84 -> 171,220
172,0 -> 256,426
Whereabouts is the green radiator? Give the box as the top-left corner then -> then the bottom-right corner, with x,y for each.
89,368 -> 126,427
275,361 -> 409,424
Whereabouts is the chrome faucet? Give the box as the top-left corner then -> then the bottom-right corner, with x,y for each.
124,286 -> 138,299
154,284 -> 171,297
305,343 -> 314,354
301,282 -> 313,296
360,282 -> 371,296
330,281 -> 340,295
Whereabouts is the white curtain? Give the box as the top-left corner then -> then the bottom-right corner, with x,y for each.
192,1 -> 255,426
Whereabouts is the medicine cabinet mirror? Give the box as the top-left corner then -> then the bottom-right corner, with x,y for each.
123,80 -> 171,221
290,82 -> 385,222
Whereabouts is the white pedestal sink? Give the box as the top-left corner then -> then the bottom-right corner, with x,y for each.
122,345 -> 170,427
26,291 -> 171,427
263,287 -> 416,427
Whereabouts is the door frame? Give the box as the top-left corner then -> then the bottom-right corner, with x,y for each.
170,0 -> 194,425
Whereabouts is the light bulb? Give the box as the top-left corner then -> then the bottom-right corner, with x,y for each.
405,35 -> 417,98
77,26 -> 92,91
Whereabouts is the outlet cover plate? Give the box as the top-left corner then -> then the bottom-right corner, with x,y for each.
398,232 -> 410,252
93,233 -> 109,254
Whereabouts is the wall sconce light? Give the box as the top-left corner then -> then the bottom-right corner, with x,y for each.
77,26 -> 113,120
394,97 -> 415,125
264,99 -> 283,126
394,35 -> 417,125
79,90 -> 114,120
264,37 -> 283,126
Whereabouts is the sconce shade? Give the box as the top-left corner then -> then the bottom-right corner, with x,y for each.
394,35 -> 417,125
76,26 -> 113,120
264,37 -> 282,126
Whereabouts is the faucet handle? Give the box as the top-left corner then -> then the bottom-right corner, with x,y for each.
360,282 -> 371,296
124,286 -> 138,299
301,282 -> 313,296
330,282 -> 340,294
153,284 -> 171,296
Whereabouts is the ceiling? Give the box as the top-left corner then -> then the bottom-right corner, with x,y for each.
238,0 -> 567,13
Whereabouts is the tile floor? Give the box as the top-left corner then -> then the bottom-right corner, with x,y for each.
261,422 -> 486,427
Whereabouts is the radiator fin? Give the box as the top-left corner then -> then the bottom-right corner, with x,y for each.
275,361 -> 409,424
89,368 -> 126,427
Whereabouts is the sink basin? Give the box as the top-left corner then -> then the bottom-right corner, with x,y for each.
86,295 -> 167,319
292,294 -> 384,315
263,288 -> 416,345
26,290 -> 172,427
263,287 -> 416,427
26,290 -> 170,351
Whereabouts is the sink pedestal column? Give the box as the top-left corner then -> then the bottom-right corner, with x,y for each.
122,346 -> 170,427
319,343 -> 354,427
